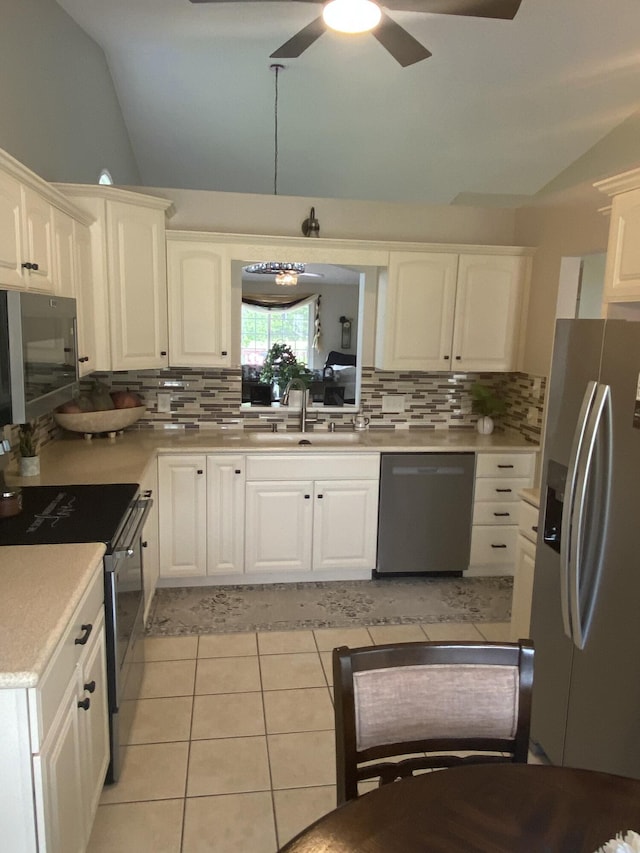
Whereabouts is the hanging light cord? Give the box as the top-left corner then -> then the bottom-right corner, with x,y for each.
271,63 -> 284,195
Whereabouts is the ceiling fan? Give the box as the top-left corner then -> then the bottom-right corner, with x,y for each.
188,0 -> 523,67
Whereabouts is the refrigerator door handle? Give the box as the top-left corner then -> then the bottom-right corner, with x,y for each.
561,381 -> 597,641
569,382 -> 612,650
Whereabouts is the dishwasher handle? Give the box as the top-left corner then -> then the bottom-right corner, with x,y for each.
391,465 -> 469,476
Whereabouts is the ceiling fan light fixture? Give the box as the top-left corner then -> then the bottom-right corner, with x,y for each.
275,270 -> 299,286
244,261 -> 305,286
322,0 -> 382,34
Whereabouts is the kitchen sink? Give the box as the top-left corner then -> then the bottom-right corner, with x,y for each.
248,431 -> 362,444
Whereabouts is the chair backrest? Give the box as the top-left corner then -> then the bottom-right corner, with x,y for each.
333,639 -> 534,804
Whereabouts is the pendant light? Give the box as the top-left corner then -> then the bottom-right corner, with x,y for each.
322,0 -> 382,34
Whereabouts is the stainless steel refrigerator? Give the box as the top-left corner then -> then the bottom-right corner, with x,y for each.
530,318 -> 640,778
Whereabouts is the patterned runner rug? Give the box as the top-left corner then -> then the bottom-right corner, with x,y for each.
146,576 -> 512,636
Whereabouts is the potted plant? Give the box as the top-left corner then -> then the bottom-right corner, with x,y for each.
470,383 -> 508,435
260,343 -> 312,400
18,422 -> 40,477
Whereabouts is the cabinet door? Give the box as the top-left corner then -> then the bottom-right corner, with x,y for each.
207,454 -> 245,575
21,186 -> 54,292
33,678 -> 85,853
313,479 -> 379,571
245,481 -> 313,573
52,209 -> 76,297
158,456 -> 207,577
376,252 -> 458,370
0,169 -> 24,287
140,461 -> 160,621
167,241 -> 231,367
77,611 -> 109,839
603,189 -> 640,301
510,535 -> 536,642
107,201 -> 168,370
74,220 -> 98,376
452,254 -> 527,371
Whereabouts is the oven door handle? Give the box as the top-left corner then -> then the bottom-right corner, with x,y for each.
111,496 -> 153,559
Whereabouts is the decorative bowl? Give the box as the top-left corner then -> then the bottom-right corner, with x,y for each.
53,406 -> 146,436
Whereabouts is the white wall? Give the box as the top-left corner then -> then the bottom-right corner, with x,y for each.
0,0 -> 139,185
514,184 -> 610,377
139,185 -> 518,245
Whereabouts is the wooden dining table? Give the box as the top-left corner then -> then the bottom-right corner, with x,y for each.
279,764 -> 640,852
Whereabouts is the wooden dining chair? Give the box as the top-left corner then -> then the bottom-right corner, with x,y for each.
333,639 -> 535,804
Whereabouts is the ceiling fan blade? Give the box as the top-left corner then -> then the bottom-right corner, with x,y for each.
383,0 -> 522,19
372,12 -> 432,67
270,15 -> 326,59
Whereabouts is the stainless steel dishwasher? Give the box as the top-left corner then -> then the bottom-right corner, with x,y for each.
376,453 -> 475,576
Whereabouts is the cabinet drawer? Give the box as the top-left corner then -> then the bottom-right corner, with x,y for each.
474,478 -> 531,502
470,526 -> 519,565
245,453 -> 380,481
30,567 -> 104,750
472,502 -> 518,526
476,453 -> 535,479
519,500 -> 540,544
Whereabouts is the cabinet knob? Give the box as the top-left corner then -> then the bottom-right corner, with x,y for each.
304,494 -> 311,499
455,355 -> 461,360
443,355 -> 450,360
234,469 -> 241,474
21,261 -> 39,271
84,680 -> 96,694
74,623 -> 93,645
221,351 -> 228,356
317,494 -> 323,499
160,351 -> 167,357
142,541 -> 148,548
197,469 -> 203,475
532,525 -> 539,533
77,697 -> 91,711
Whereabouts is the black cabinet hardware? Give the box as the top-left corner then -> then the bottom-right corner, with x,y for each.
493,512 -> 510,517
497,464 -> 514,469
77,698 -> 91,711
74,624 -> 93,645
84,680 -> 96,694
491,543 -> 508,549
496,488 -> 512,493
21,261 -> 39,271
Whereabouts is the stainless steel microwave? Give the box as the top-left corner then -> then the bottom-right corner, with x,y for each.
0,290 -> 79,427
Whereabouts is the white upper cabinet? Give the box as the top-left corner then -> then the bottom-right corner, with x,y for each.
56,185 -> 173,372
73,221 -> 97,376
376,252 -> 458,371
52,208 -> 75,298
21,186 -> 54,292
107,200 -> 169,370
376,250 -> 531,372
0,168 -> 24,287
166,237 -> 231,367
595,169 -> 640,305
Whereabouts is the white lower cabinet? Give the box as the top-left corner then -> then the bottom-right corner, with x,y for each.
0,563 -> 109,853
207,455 -> 245,575
140,461 -> 161,621
510,494 -> 540,642
467,451 -> 536,576
157,452 -> 380,583
244,454 -> 379,577
158,455 -> 207,578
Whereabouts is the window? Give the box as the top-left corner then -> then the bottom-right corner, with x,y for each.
98,169 -> 114,185
241,302 -> 313,368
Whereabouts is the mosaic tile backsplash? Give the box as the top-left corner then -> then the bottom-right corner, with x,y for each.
7,368 -> 544,462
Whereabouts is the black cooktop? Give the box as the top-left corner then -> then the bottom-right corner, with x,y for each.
0,484 -> 139,549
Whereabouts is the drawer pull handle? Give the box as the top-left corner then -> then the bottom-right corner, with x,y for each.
77,697 -> 91,711
495,488 -> 512,493
497,464 -> 514,469
493,512 -> 510,517
491,543 -> 508,549
84,680 -> 96,694
74,624 -> 93,645
532,525 -> 538,533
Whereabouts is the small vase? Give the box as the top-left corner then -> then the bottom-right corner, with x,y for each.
20,455 -> 40,477
476,416 -> 494,435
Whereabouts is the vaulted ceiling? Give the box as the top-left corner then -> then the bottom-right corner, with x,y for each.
55,0 -> 640,205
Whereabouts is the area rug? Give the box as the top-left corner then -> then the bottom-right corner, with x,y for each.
146,576 -> 512,636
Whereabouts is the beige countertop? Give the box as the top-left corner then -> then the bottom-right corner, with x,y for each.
6,428 -> 539,488
0,543 -> 106,688
519,487 -> 541,508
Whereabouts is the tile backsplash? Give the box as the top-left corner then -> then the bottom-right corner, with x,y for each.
80,367 -> 545,442
5,367 -> 544,462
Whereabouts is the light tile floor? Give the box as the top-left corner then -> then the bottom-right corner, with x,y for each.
87,620 -> 511,853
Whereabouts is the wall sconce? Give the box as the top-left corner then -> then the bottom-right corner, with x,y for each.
302,206 -> 320,237
339,316 -> 352,349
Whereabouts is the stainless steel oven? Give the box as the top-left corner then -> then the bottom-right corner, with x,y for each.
103,490 -> 152,783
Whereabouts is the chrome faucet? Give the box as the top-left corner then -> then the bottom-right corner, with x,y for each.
282,378 -> 311,432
